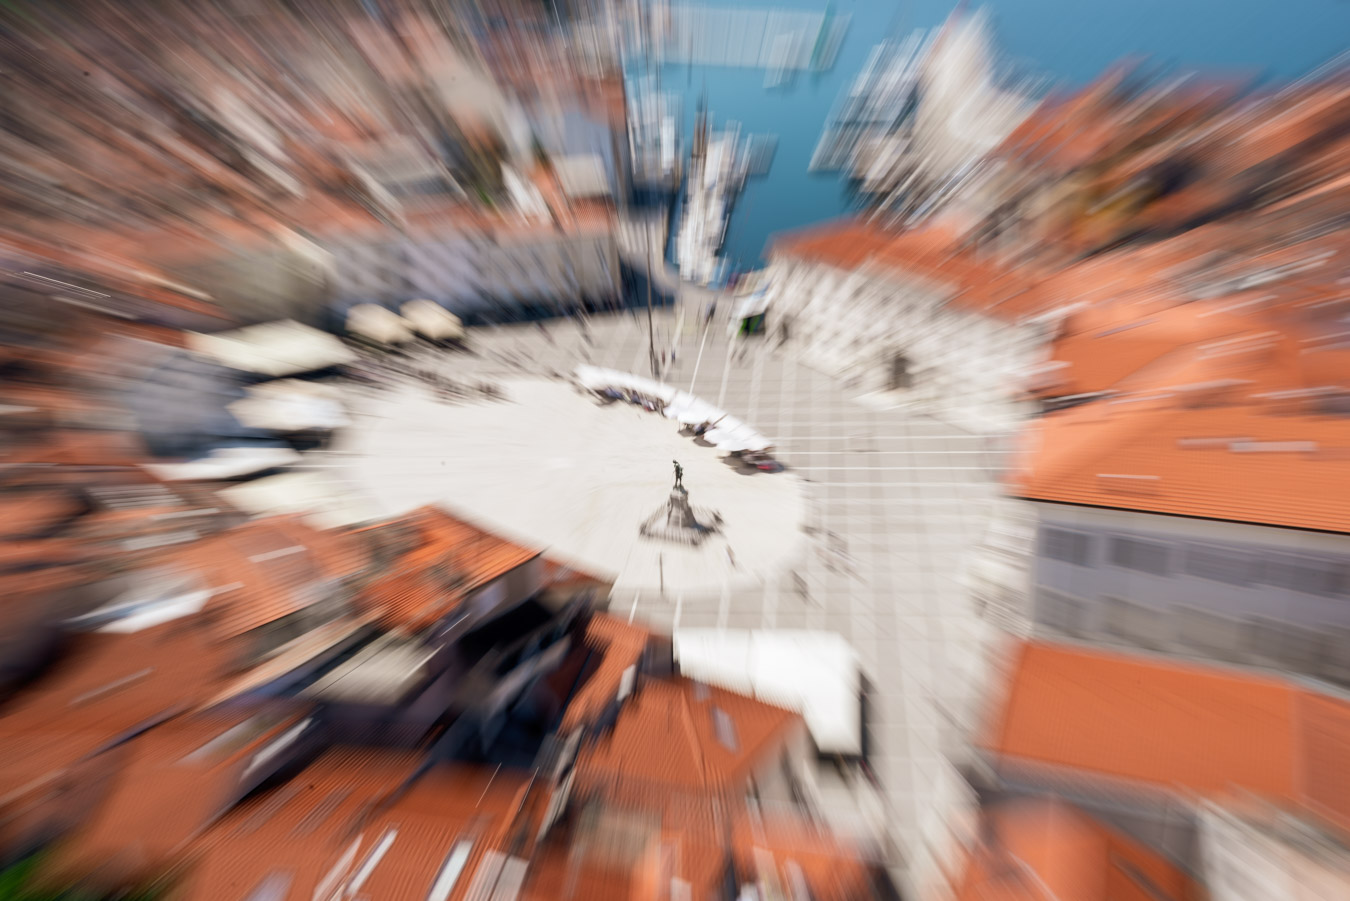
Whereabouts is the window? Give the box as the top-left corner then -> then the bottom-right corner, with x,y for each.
1261,554 -> 1349,597
1035,589 -> 1085,636
1104,597 -> 1168,650
1185,545 -> 1258,586
1109,537 -> 1169,576
1175,606 -> 1247,661
182,713 -> 288,765
347,828 -> 399,897
1040,528 -> 1092,566
1249,618 -> 1325,668
711,707 -> 738,751
427,841 -> 473,901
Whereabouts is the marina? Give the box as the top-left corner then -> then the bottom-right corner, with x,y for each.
674,107 -> 775,286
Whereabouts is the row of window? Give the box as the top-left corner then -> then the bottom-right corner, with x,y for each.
1036,588 -> 1350,683
1040,527 -> 1350,597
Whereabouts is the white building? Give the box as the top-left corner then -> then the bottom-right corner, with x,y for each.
1010,335 -> 1350,684
761,220 -> 1054,435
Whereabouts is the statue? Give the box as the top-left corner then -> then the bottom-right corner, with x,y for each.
641,458 -> 720,546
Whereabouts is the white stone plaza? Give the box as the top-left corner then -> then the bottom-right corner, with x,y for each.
342,377 -> 808,593
303,304 -> 1006,897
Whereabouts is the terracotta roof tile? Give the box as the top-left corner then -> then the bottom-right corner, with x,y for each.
43,709 -> 311,887
1013,331 -> 1350,531
560,613 -> 651,731
185,753 -> 532,901
351,506 -> 539,633
985,642 -> 1301,798
577,676 -> 803,804
0,625 -> 232,738
1031,301 -> 1254,398
183,749 -> 424,901
954,797 -> 1202,901
771,219 -> 1057,323
985,640 -> 1350,838
0,488 -> 85,540
155,516 -> 365,642
1295,692 -> 1350,836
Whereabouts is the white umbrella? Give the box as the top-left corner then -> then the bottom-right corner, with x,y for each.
144,446 -> 301,481
229,380 -> 349,432
189,321 -> 356,377
401,299 -> 465,341
347,304 -> 413,345
664,393 -> 724,426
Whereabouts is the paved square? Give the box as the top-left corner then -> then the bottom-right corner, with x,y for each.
317,305 -> 1004,887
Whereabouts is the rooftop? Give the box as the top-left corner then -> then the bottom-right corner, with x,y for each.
577,675 -> 803,800
1011,328 -> 1350,532
953,797 -> 1202,901
350,505 -> 540,634
984,641 -> 1350,836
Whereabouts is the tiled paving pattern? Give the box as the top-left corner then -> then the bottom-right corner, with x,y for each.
324,305 -> 1005,893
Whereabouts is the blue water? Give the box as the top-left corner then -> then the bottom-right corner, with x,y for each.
633,0 -> 1350,269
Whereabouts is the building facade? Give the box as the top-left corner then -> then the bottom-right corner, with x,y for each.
760,240 -> 1049,435
1028,503 -> 1350,683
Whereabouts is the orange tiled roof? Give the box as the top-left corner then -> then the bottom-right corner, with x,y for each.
985,641 -> 1300,798
577,676 -> 802,802
1013,326 -> 1350,531
0,625 -> 236,839
348,765 -> 534,901
183,749 -> 424,901
158,516 -> 366,642
0,625 -> 232,738
985,641 -> 1350,836
560,613 -> 651,731
1295,692 -> 1350,837
770,219 -> 1053,321
352,506 -> 539,633
1032,299 -> 1264,399
954,797 -> 1202,901
43,709 -> 311,888
184,751 -> 531,901
0,488 -> 85,541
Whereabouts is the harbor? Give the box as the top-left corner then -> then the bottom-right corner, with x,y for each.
673,105 -> 775,286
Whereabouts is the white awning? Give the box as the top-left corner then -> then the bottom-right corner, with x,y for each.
675,629 -> 862,755
573,366 -> 773,452
734,291 -> 771,320
574,365 -> 677,404
401,299 -> 465,341
143,446 -> 301,481
229,380 -> 349,433
346,304 -> 414,345
189,320 -> 356,377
